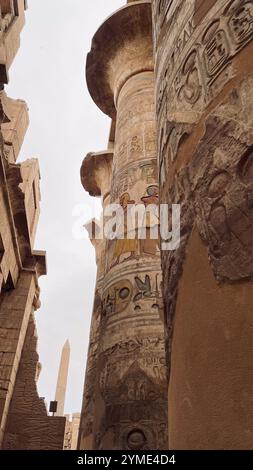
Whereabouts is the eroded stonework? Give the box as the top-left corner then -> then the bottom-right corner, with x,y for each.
153,0 -> 253,450
0,0 -> 65,450
192,79 -> 253,281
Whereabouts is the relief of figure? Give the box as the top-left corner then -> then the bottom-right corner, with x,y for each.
139,185 -> 160,256
110,192 -> 138,268
192,109 -> 253,281
108,182 -> 161,268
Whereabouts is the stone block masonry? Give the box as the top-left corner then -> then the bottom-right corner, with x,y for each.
0,0 -> 65,449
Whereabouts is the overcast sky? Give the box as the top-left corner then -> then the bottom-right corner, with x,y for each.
7,0 -> 124,415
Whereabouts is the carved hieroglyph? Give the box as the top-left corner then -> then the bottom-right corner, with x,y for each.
153,0 -> 253,174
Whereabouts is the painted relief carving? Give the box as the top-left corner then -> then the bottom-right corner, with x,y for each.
107,184 -> 160,270
111,160 -> 157,202
108,193 -> 137,269
142,164 -> 157,182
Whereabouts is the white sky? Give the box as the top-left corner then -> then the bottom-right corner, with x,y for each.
7,0 -> 124,415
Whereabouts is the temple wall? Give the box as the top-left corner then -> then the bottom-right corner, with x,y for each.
0,0 -> 65,449
3,314 -> 66,450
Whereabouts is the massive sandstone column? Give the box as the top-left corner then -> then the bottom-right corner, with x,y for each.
79,1 -> 167,450
153,0 -> 253,449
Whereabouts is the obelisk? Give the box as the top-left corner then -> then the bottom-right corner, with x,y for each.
55,340 -> 70,417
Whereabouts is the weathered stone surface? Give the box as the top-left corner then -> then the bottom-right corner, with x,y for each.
2,315 -> 66,450
153,0 -> 253,450
0,0 -> 65,450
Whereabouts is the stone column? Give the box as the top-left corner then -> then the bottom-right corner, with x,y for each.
153,0 -> 253,450
78,150 -> 113,450
79,1 -> 167,451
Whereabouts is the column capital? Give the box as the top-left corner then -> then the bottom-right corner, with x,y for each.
81,150 -> 113,201
86,1 -> 153,118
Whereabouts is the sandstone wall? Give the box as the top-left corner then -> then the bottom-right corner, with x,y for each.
0,0 -> 65,449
